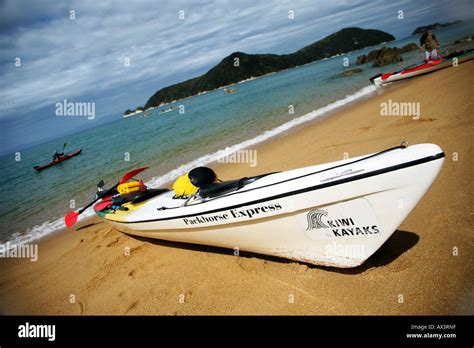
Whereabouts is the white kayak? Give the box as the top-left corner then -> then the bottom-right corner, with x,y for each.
95,143 -> 444,268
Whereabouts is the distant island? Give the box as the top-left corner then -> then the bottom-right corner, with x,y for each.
139,27 -> 395,110
411,20 -> 462,35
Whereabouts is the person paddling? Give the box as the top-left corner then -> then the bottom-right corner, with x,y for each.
52,150 -> 64,161
52,142 -> 67,161
420,29 -> 440,61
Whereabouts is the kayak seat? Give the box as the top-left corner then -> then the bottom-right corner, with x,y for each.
198,179 -> 246,198
111,189 -> 169,206
198,172 -> 280,199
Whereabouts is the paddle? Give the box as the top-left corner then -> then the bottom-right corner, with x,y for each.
58,142 -> 67,159
64,166 -> 148,227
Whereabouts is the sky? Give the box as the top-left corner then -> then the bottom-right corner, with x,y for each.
0,0 -> 473,155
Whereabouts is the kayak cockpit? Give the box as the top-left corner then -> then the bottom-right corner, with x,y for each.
197,172 -> 278,199
95,169 -> 278,214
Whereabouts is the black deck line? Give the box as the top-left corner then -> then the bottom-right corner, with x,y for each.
114,151 -> 445,224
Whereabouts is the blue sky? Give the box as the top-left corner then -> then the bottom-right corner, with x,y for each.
0,0 -> 472,155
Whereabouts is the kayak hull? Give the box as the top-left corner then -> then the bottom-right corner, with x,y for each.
98,144 -> 444,267
34,149 -> 82,171
372,49 -> 474,86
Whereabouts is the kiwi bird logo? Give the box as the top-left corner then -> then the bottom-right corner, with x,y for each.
306,209 -> 329,230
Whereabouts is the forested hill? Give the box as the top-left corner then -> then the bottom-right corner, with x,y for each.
411,20 -> 462,35
143,27 -> 395,110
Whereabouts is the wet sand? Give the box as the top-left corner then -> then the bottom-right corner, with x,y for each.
0,60 -> 473,315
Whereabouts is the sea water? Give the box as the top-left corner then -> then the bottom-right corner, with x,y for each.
0,21 -> 472,246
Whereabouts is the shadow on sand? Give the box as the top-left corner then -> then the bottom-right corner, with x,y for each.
127,229 -> 419,274
324,230 -> 419,274
75,221 -> 104,231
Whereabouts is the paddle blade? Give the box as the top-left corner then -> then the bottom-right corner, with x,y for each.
119,167 -> 149,184
94,200 -> 112,212
65,211 -> 79,227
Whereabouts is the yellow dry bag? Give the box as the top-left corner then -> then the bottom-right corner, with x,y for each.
117,180 -> 142,195
173,174 -> 199,196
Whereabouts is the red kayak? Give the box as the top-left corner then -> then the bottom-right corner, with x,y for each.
370,49 -> 474,85
34,149 -> 82,171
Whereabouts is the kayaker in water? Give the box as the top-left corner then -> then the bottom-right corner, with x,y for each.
420,29 -> 440,61
52,150 -> 64,161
